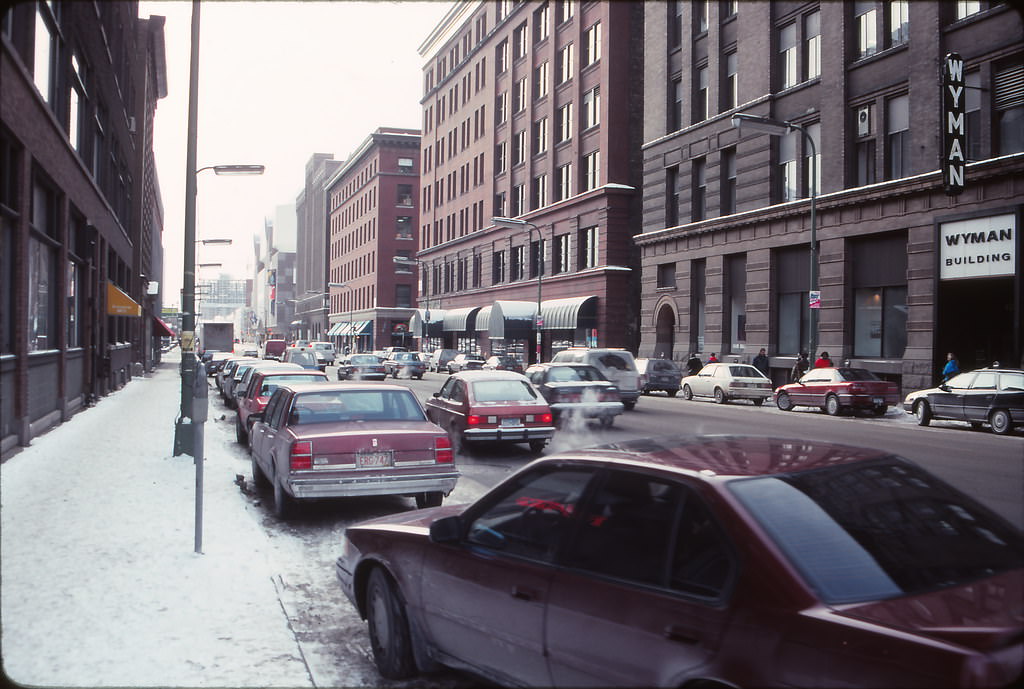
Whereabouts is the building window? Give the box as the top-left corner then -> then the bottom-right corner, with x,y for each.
804,122 -> 821,196
494,190 -> 507,217
805,11 -> 821,80
695,0 -> 709,33
966,70 -> 983,160
691,259 -> 706,352
513,22 -> 528,60
495,39 -> 508,74
582,86 -> 600,129
691,157 -> 706,221
398,157 -> 414,173
779,129 -> 798,202
66,260 -> 81,347
855,1 -> 878,59
556,163 -> 573,201
579,226 -> 598,269
557,0 -> 574,24
554,233 -> 571,273
671,76 -> 683,131
994,60 -> 1024,155
397,184 -> 413,206
722,52 -> 737,111
532,173 -> 548,209
495,141 -> 507,173
511,244 -> 525,281
473,253 -> 482,287
513,77 -> 528,113
583,22 -> 601,67
694,65 -> 709,121
670,0 -> 683,49
721,148 -> 736,215
888,1 -> 909,47
512,183 -> 525,216
851,234 -> 908,358
492,250 -> 507,283
396,284 -> 412,308
69,53 -> 86,152
557,43 -> 574,84
496,91 -> 508,125
533,3 -> 550,43
657,262 -> 677,289
780,22 -> 797,90
396,216 -> 413,238
723,0 -> 738,19
533,117 -> 549,155
558,102 -> 573,142
726,254 -> 747,354
886,94 -> 910,179
513,129 -> 527,165
30,180 -> 58,352
534,62 -> 549,100
775,247 -> 809,355
530,237 -> 545,278
33,5 -> 55,105
666,165 -> 679,227
955,1 -> 981,20
583,150 -> 600,191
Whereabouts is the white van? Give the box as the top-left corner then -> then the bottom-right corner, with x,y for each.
550,348 -> 641,409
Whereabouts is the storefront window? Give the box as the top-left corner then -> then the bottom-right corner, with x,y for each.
775,247 -> 810,355
29,237 -> 55,351
690,259 -> 706,353
854,286 -> 907,358
726,254 -> 746,353
67,261 -> 81,347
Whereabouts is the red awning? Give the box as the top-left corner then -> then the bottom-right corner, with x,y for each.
153,317 -> 175,338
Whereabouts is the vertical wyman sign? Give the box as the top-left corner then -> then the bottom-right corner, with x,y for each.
942,52 -> 966,196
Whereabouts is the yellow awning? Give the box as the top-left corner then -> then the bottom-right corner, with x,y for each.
107,282 -> 141,317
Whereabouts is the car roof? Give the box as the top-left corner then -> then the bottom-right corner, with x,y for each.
255,369 -> 327,379
452,369 -> 528,381
968,367 -> 1024,374
543,434 -> 895,479
277,382 -> 414,395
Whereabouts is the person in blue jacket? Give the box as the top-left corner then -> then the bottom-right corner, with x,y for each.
942,352 -> 960,382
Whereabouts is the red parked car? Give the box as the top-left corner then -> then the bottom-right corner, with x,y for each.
424,370 -> 554,453
248,383 -> 458,518
775,366 -> 900,416
336,435 -> 1024,688
235,368 -> 328,443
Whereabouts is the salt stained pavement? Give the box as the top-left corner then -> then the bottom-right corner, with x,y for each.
1,356 -> 315,687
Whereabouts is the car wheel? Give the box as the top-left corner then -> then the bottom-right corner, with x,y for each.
682,384 -> 693,401
273,476 -> 293,520
713,388 -> 727,404
251,454 -> 269,489
914,400 -> 932,426
990,409 -> 1012,435
623,400 -> 637,411
529,438 -> 547,453
871,405 -> 887,417
415,492 -> 443,509
666,389 -> 679,398
235,415 -> 247,444
825,394 -> 842,416
366,568 -> 417,680
776,392 -> 794,411
752,398 -> 765,407
415,374 -> 423,380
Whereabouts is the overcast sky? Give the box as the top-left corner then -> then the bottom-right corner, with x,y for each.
140,1 -> 454,308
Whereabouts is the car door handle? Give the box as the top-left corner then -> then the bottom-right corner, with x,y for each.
511,585 -> 540,602
663,625 -> 701,645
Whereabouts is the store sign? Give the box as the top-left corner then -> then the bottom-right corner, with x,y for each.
941,52 -> 966,196
940,214 -> 1016,280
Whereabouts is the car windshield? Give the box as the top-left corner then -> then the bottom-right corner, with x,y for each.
729,365 -> 765,378
290,389 -> 426,424
259,374 -> 324,397
837,368 -> 881,381
349,355 -> 380,365
728,459 -> 1024,604
397,353 -> 422,362
472,379 -> 539,402
548,366 -> 604,382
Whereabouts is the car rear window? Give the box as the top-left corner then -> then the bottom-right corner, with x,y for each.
472,380 -> 540,402
288,351 -> 317,365
350,355 -> 380,364
598,353 -> 634,370
729,365 -> 763,378
290,390 -> 425,424
729,459 -> 1024,604
260,374 -> 325,396
837,368 -> 881,381
999,373 -> 1024,390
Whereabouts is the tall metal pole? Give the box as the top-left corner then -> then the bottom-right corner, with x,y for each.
800,124 -> 819,360
532,226 -> 542,365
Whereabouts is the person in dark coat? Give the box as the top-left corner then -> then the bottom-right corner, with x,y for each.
752,348 -> 769,377
791,352 -> 809,382
686,353 -> 703,376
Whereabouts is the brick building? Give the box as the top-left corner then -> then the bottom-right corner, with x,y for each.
1,3 -> 167,453
413,0 -> 645,363
637,0 -> 1023,392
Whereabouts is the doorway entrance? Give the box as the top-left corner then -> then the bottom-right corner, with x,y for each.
935,276 -> 1018,374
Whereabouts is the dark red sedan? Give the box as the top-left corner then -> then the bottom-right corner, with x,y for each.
775,366 -> 900,416
248,383 -> 458,518
336,435 -> 1023,688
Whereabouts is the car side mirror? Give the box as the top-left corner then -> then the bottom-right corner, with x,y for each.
432,392 -> 441,398
938,384 -> 950,392
429,515 -> 462,544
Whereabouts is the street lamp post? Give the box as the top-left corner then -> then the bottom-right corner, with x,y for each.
492,217 -> 544,364
731,113 -> 818,359
172,0 -> 264,555
327,282 -> 353,353
392,256 -> 431,343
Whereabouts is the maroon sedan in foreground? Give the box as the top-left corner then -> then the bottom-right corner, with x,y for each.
775,366 -> 900,416
337,435 -> 1024,688
249,383 -> 458,518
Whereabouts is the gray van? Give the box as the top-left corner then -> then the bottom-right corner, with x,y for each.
550,348 -> 641,409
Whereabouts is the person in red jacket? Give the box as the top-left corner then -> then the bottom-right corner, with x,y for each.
814,351 -> 833,368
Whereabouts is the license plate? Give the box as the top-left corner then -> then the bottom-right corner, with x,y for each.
501,417 -> 523,427
872,397 -> 884,405
357,450 -> 394,468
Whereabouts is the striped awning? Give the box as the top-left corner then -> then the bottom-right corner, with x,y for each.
326,322 -> 345,336
540,296 -> 598,330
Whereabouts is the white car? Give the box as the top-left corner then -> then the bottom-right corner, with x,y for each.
680,363 -> 773,405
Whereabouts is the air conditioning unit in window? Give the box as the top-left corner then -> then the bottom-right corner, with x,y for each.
857,105 -> 871,137
128,116 -> 137,133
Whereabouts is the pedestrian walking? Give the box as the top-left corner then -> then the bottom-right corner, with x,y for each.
686,353 -> 702,376
752,348 -> 769,377
814,351 -> 833,368
942,352 -> 960,382
791,352 -> 809,382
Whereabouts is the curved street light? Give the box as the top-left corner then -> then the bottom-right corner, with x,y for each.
327,282 -> 354,353
492,216 -> 545,364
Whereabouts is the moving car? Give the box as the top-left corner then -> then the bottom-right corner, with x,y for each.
446,353 -> 486,374
383,351 -> 427,379
483,354 -> 524,373
550,348 -> 641,410
310,341 -> 336,370
903,367 -> 1024,435
681,362 -> 773,405
337,435 -> 1024,688
524,363 -> 623,428
336,353 -> 387,381
424,370 -> 554,453
427,349 -> 458,373
636,357 -> 684,397
248,383 -> 458,518
235,369 -> 329,443
775,366 -> 900,416
281,346 -> 320,370
263,339 -> 288,361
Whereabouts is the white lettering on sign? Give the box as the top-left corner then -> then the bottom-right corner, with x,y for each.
942,52 -> 966,196
940,214 -> 1017,280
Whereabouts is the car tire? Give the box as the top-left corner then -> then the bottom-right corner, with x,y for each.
598,415 -> 615,429
990,409 -> 1012,435
825,394 -> 842,416
682,384 -> 693,401
752,398 -> 765,407
914,400 -> 932,426
713,388 -> 727,405
666,389 -> 679,398
251,454 -> 269,489
366,568 -> 417,680
529,438 -> 547,453
776,392 -> 794,411
871,405 -> 887,417
235,415 -> 247,444
415,374 -> 423,380
415,492 -> 443,509
623,400 -> 637,411
273,476 -> 293,520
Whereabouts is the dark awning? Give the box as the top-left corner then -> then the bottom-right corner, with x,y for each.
540,296 -> 598,330
443,307 -> 480,332
409,309 -> 446,338
153,317 -> 175,338
486,300 -> 537,339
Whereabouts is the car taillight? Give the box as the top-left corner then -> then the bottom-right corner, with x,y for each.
290,440 -> 312,471
539,412 -> 553,424
467,415 -> 483,426
850,383 -> 865,393
435,436 -> 453,463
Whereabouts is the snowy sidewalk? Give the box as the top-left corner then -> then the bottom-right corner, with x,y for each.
1,354 -> 313,687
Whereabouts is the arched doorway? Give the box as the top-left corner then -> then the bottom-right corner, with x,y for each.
654,303 -> 676,359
